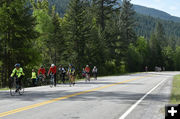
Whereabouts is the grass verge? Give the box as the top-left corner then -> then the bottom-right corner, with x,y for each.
0,87 -> 9,91
170,74 -> 180,104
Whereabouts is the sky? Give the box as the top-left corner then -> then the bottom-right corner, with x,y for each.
131,0 -> 180,17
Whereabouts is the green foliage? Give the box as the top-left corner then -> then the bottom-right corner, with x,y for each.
92,0 -> 120,31
0,0 -> 40,87
133,5 -> 180,22
119,0 -> 137,46
126,44 -> 143,72
62,0 -> 92,72
48,0 -> 70,16
1,0 -> 180,88
174,47 -> 180,70
135,14 -> 180,39
162,46 -> 174,70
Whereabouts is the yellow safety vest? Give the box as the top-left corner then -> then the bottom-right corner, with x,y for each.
32,72 -> 37,79
11,68 -> 25,78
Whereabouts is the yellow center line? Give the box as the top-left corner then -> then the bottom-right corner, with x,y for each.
0,75 -> 153,118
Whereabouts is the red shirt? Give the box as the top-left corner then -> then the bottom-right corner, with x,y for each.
48,66 -> 57,75
38,68 -> 46,75
85,67 -> 90,73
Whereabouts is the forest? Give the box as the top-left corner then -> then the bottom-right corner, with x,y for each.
1,0 -> 180,88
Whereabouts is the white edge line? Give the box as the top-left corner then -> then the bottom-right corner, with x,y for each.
119,79 -> 167,119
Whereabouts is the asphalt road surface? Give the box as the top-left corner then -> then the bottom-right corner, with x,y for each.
0,72 -> 179,119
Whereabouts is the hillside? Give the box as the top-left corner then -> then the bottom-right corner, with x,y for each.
133,5 -> 180,23
49,0 -> 180,23
135,13 -> 180,39
47,0 -> 180,39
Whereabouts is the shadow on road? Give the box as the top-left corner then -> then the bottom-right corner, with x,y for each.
0,88 -> 170,104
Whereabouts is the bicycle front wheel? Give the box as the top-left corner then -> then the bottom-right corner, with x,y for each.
69,76 -> 72,87
50,78 -> 54,88
10,80 -> 16,96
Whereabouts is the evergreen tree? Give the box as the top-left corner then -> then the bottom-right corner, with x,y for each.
31,0 -> 55,65
162,46 -> 174,70
136,36 -> 149,70
174,46 -> 180,70
92,0 -> 120,31
155,22 -> 167,48
149,33 -> 163,69
51,6 -> 65,65
126,44 -> 143,72
63,0 -> 91,74
119,0 -> 137,46
0,0 -> 39,87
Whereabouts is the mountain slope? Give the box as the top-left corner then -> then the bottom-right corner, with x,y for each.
134,13 -> 180,39
49,0 -> 180,23
47,0 -> 180,39
133,5 -> 180,23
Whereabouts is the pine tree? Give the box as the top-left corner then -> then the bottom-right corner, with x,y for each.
108,0 -> 136,66
126,44 -> 143,72
63,0 -> 91,74
92,0 -> 120,31
155,22 -> 167,48
51,6 -> 64,65
174,46 -> 180,70
31,0 -> 55,65
149,33 -> 163,68
119,0 -> 137,46
0,0 -> 39,87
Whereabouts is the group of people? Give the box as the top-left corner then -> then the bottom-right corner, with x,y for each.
10,63 -> 98,91
31,64 -> 77,86
82,65 -> 98,81
31,64 -> 57,86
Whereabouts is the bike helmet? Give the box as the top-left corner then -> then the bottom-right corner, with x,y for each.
15,63 -> 20,67
51,64 -> 55,67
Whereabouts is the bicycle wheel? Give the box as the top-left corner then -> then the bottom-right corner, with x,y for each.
19,85 -> 24,95
69,76 -> 72,87
49,75 -> 52,87
10,79 -> 16,96
88,75 -> 90,82
85,74 -> 90,82
50,77 -> 54,88
85,74 -> 88,82
42,79 -> 46,85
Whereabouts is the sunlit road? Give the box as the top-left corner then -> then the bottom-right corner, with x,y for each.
0,72 -> 179,119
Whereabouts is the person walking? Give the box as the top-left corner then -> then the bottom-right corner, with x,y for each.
92,66 -> 98,80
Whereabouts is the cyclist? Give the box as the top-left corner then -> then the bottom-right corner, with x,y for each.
58,65 -> 66,84
82,68 -> 86,78
85,65 -> 90,81
48,64 -> 57,86
10,63 -> 25,92
145,66 -> 148,72
31,69 -> 37,86
92,66 -> 98,80
38,65 -> 46,82
67,64 -> 75,86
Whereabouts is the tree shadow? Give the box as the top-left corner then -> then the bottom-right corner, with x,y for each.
0,87 -> 170,104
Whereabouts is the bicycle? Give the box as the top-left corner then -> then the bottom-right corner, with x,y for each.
85,73 -> 90,82
68,73 -> 75,87
49,74 -> 55,88
9,76 -> 24,96
38,74 -> 46,86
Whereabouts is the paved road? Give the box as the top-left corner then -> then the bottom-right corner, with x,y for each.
0,72 -> 179,119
